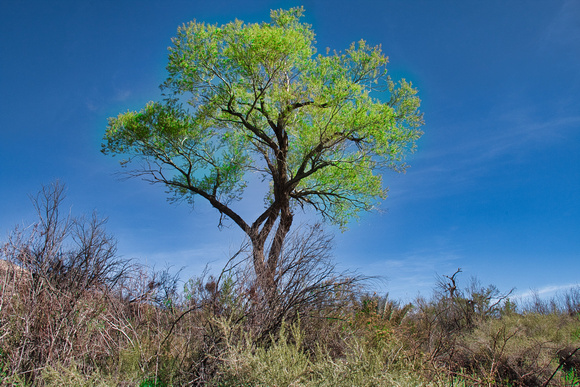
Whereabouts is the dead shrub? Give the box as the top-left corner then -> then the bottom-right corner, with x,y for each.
0,182 -> 134,383
145,223 -> 367,384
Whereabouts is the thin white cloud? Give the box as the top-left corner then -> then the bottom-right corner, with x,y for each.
514,283 -> 580,301
114,88 -> 132,102
389,113 -> 580,202
541,0 -> 580,49
86,100 -> 99,112
426,114 -> 579,165
124,242 -> 248,282
348,247 -> 464,301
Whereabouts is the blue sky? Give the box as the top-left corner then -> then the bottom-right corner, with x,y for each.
1,0 -> 579,302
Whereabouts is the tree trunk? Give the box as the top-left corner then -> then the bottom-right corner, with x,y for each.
249,202 -> 293,306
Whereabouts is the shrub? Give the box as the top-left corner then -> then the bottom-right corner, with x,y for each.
0,183 -> 134,384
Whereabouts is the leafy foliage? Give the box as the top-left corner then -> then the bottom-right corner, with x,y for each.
104,8 -> 422,224
102,7 -> 424,294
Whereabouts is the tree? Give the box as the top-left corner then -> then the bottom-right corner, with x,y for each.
102,7 -> 423,298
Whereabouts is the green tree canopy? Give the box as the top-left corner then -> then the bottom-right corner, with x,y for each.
103,7 -> 423,293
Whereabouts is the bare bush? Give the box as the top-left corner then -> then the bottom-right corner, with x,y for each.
230,223 -> 366,344
561,286 -> 580,317
5,181 -> 131,294
522,290 -> 561,315
179,224 -> 365,340
0,182 -> 135,383
405,270 -> 522,383
238,225 -> 345,333
147,223 -> 367,384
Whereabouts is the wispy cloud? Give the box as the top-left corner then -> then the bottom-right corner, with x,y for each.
389,113 -> 580,202
424,113 -> 579,165
114,88 -> 132,102
541,0 -> 580,49
124,242 -> 247,281
347,247 -> 464,301
513,283 -> 580,301
84,87 -> 134,113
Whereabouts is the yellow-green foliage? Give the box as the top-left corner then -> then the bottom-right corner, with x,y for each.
308,336 -> 435,387
214,321 -> 438,386
215,323 -> 310,386
38,362 -> 132,387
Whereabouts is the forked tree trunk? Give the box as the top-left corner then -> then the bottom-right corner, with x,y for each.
249,203 -> 294,305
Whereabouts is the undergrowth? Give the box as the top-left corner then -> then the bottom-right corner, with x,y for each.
1,184 -> 579,386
